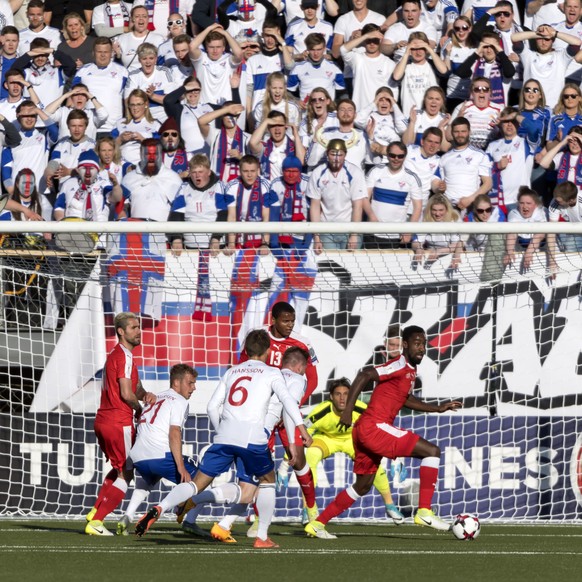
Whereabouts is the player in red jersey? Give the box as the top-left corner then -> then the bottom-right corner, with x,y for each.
186,301 -> 319,537
259,301 -> 319,525
85,312 -> 156,536
305,325 -> 462,539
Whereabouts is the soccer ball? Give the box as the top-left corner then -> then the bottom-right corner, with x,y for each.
451,514 -> 481,541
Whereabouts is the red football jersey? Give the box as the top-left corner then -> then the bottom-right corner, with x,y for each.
361,355 -> 417,425
96,343 -> 139,425
239,326 -> 319,405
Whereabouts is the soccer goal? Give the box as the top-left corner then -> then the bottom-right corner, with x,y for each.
0,220 -> 581,522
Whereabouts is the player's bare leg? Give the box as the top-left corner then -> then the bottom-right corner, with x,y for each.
411,437 -> 450,531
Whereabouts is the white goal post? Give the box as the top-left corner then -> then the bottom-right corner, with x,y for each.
1,220 -> 581,523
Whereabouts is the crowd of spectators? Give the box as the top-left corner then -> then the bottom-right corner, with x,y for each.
0,0 -> 580,280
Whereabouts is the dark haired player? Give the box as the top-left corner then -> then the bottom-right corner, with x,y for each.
305,326 -> 462,538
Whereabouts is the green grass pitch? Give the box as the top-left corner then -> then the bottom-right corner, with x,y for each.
1,520 -> 581,582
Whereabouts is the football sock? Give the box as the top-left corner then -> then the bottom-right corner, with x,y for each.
160,482 -> 197,513
124,477 -> 151,521
418,457 -> 440,509
304,447 -> 323,488
218,503 -> 248,531
93,469 -> 117,510
295,464 -> 316,508
317,486 -> 360,525
372,466 -> 393,503
94,477 -> 127,521
256,483 -> 276,541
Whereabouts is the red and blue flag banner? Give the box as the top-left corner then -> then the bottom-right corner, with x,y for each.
103,219 -> 166,322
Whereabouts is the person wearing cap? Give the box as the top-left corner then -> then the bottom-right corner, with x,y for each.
306,138 -> 367,254
53,149 -> 116,223
249,110 -> 305,181
285,0 -> 332,58
159,117 -> 189,177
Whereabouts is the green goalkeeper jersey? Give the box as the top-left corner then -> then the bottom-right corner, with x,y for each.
305,399 -> 368,441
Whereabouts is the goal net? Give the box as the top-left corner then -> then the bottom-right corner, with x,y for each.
1,220 -> 581,523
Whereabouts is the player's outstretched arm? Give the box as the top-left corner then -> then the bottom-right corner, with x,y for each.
404,394 -> 462,413
338,366 -> 379,431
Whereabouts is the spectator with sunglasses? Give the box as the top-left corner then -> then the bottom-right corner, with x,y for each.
460,0 -> 520,25
159,117 -> 189,177
132,0 -> 195,34
442,16 -> 478,111
450,77 -> 502,150
364,140 -> 423,249
157,14 -> 189,66
163,77 -> 215,157
463,193 -> 506,252
454,31 -> 515,106
340,23 -> 398,111
546,84 -> 582,151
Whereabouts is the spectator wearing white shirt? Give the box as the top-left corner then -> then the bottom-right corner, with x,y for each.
511,23 -> 582,110
553,0 -> 582,84
405,127 -> 443,210
112,89 -> 160,167
113,5 -> 165,72
285,0 -> 332,57
72,37 -> 129,136
157,14 -> 188,67
486,106 -> 540,212
402,86 -> 450,149
287,32 -> 345,102
411,194 -> 463,271
253,71 -> 301,131
340,23 -> 398,112
434,116 -> 492,211
364,140 -> 423,249
307,138 -> 367,253
441,15 -> 477,111
190,22 -> 243,106
392,32 -> 447,114
358,86 -> 407,166
91,0 -> 131,38
548,180 -> 582,251
331,0 -> 386,93
0,67 -> 41,123
18,0 -> 62,56
450,77 -> 502,150
132,0 -> 195,34
125,43 -> 178,123
382,0 -> 438,63
504,186 -> 554,272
